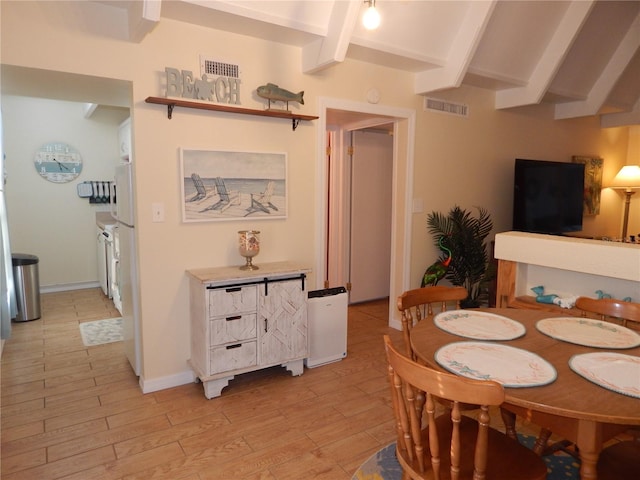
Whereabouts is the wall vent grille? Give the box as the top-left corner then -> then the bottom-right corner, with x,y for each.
424,97 -> 469,117
200,56 -> 240,78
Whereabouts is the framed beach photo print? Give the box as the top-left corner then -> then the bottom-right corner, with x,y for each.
180,148 -> 287,222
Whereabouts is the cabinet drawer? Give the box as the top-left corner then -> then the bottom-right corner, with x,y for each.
208,285 -> 257,316
210,314 -> 256,345
210,341 -> 257,374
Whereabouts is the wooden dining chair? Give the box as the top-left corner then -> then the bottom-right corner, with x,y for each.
535,297 -> 640,463
397,285 -> 467,357
574,296 -> 640,480
597,436 -> 640,480
396,285 -> 482,436
383,335 -> 548,480
397,286 -> 520,442
575,296 -> 640,329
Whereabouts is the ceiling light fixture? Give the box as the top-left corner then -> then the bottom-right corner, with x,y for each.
609,164 -> 640,241
363,0 -> 381,30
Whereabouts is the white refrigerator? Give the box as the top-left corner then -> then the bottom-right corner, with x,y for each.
112,161 -> 141,376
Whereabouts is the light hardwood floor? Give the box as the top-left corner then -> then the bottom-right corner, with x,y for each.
1,288 -> 405,480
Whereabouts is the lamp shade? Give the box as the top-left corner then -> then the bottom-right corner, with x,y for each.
609,165 -> 640,190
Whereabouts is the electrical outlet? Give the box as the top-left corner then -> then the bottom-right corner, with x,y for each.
152,203 -> 164,222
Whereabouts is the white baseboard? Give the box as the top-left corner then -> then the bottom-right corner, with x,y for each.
40,281 -> 100,294
139,369 -> 196,394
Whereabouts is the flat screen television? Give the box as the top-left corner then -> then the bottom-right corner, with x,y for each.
512,158 -> 585,235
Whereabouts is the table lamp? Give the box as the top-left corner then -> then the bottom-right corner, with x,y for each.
609,165 -> 640,241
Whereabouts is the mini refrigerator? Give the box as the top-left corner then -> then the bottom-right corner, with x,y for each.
305,286 -> 348,368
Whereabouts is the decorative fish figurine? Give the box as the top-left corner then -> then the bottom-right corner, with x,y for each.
256,83 -> 304,109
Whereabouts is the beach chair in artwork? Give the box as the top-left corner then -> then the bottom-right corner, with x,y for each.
187,173 -> 208,202
245,181 -> 278,216
200,177 -> 239,212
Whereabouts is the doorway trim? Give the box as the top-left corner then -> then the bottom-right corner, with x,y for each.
315,97 -> 416,328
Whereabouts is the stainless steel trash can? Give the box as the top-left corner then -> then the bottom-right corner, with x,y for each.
12,253 -> 41,321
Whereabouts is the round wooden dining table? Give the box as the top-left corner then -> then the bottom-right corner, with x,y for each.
409,307 -> 640,480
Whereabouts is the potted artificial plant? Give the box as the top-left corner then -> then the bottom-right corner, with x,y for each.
423,205 -> 494,308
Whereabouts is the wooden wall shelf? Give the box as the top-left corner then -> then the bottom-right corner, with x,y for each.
145,96 -> 318,130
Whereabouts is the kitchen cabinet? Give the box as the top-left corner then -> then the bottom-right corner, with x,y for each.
187,261 -> 310,399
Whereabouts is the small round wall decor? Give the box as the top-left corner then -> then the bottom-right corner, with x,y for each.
34,142 -> 83,183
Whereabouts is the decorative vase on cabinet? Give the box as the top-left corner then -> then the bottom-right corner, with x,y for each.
187,261 -> 310,399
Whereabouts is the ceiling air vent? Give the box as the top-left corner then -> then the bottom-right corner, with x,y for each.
199,55 -> 241,79
424,97 -> 468,117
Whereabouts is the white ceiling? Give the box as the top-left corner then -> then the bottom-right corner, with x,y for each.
107,0 -> 640,128
5,1 -> 637,128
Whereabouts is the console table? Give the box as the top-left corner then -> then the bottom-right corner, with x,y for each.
495,232 -> 640,314
187,261 -> 311,398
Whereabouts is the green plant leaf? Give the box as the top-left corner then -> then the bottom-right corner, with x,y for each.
426,205 -> 493,306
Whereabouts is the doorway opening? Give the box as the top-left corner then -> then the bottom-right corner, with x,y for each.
1,65 -> 138,368
329,125 -> 393,304
316,98 -> 416,328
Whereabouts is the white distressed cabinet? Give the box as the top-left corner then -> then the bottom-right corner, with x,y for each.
187,262 -> 310,399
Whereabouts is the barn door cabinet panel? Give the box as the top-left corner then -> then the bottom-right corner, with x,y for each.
259,280 -> 308,365
187,261 -> 311,399
494,232 -> 640,314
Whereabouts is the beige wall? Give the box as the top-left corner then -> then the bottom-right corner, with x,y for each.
1,1 -> 634,389
409,85 -> 632,283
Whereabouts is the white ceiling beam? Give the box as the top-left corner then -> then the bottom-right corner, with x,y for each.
128,0 -> 162,43
414,0 -> 497,95
495,0 -> 595,110
302,0 -> 361,74
555,11 -> 640,120
600,98 -> 640,128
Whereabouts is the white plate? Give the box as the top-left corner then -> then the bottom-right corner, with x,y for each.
536,317 -> 640,349
435,341 -> 557,388
569,352 -> 640,399
434,310 -> 526,340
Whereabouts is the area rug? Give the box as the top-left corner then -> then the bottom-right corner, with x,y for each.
79,318 -> 123,346
352,434 -> 580,480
